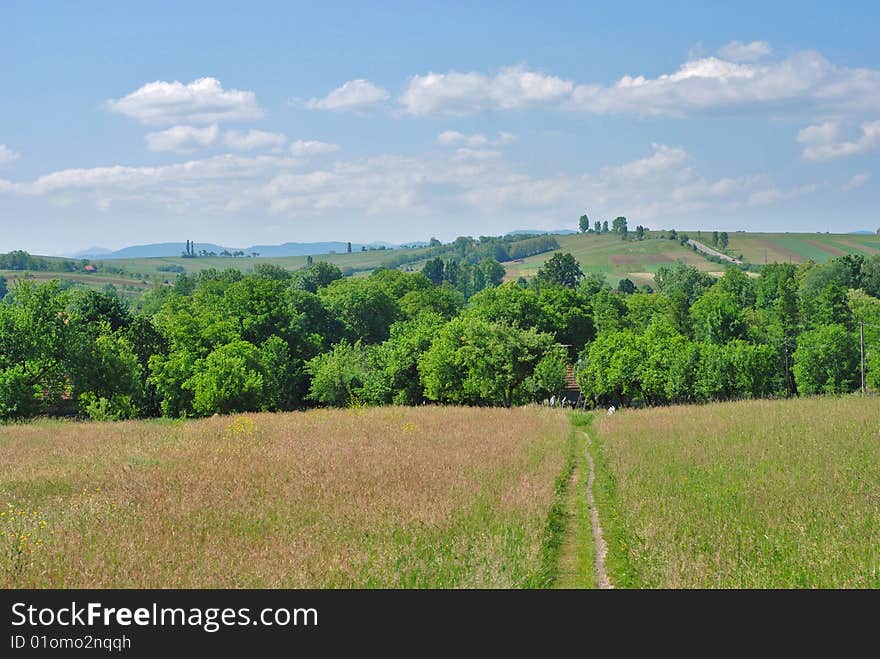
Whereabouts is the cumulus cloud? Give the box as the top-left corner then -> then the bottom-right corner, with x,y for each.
436,130 -> 516,147
0,143 -> 815,228
222,129 -> 287,151
601,144 -> 689,180
289,140 -> 340,156
394,47 -> 880,118
107,77 -> 263,125
718,40 -> 772,62
797,120 -> 880,160
0,144 -> 20,165
145,124 -> 219,153
842,172 -> 871,192
305,79 -> 389,111
400,66 -> 573,115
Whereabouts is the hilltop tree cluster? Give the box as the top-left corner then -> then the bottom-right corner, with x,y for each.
578,214 -> 646,241
1,246 -> 880,421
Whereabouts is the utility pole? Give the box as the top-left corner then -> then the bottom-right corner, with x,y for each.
860,321 -> 866,395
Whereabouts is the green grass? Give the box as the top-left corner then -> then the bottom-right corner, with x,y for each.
554,414 -> 595,589
725,232 -> 880,265
98,247 -> 431,279
0,406 -> 573,588
0,270 -> 151,297
504,234 -> 719,287
590,397 -> 880,588
503,231 -> 880,287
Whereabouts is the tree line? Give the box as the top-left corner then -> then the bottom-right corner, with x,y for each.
1,248 -> 880,421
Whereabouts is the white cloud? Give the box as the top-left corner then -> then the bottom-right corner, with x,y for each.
222,129 -> 287,151
305,79 -> 389,111
145,124 -> 219,153
797,120 -> 880,160
842,172 -> 871,192
289,140 -> 340,156
0,144 -> 21,165
107,77 -> 263,125
395,47 -> 880,118
0,144 -> 818,229
718,40 -> 772,62
601,144 -> 689,180
400,65 -> 573,116
436,130 -> 516,147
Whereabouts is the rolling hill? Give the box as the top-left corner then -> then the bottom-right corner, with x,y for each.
502,231 -> 880,287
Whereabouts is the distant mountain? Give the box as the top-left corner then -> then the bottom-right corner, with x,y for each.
850,230 -> 877,235
506,229 -> 578,236
69,246 -> 113,258
68,241 -> 404,260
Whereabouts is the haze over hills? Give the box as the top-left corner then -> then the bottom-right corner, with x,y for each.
68,240 -> 414,260
64,227 -> 876,260
64,231 -> 584,260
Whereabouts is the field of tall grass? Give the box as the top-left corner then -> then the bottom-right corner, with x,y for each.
0,406 -> 572,588
590,397 -> 880,588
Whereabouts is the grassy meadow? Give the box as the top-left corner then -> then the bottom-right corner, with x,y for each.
0,406 -> 574,588
589,397 -> 880,588
502,231 -> 880,287
725,232 -> 880,265
503,234 -> 713,287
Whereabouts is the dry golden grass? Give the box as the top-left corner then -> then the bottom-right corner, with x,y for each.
0,406 -> 571,588
592,397 -> 880,588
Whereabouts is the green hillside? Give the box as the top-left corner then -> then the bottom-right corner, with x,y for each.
725,232 -> 880,264
504,231 -> 880,287
503,233 -> 714,287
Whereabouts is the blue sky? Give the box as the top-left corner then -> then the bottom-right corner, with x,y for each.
1,1 -> 879,254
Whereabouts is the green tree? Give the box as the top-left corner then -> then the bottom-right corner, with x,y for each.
318,279 -> 400,344
75,332 -> 143,420
813,283 -> 853,329
576,329 -> 644,406
292,261 -> 344,293
792,324 -> 859,394
689,290 -> 748,344
617,278 -> 636,295
612,216 -> 628,238
422,257 -> 445,285
533,252 -> 584,288
190,340 -> 267,415
361,313 -> 445,405
419,317 -> 557,406
654,261 -> 714,304
719,231 -> 729,249
480,258 -> 505,288
602,220 -> 609,233
305,340 -> 370,407
69,289 -> 131,334
0,281 -> 74,419
0,276 -> 6,300
594,220 -> 601,234
860,255 -> 880,297
579,214 -> 590,233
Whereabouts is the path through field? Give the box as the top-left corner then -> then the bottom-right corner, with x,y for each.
584,432 -> 613,589
687,239 -> 743,264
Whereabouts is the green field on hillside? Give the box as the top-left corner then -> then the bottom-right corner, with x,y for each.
725,232 -> 880,264
503,231 -> 880,286
105,246 -> 429,279
0,270 -> 151,298
503,234 -> 715,287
